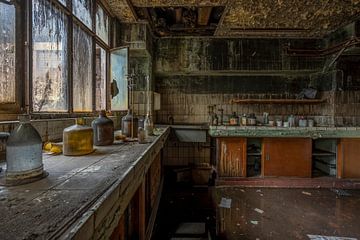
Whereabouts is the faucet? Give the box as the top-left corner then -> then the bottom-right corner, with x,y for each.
167,114 -> 174,125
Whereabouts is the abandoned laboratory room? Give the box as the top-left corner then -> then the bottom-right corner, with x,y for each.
1,0 -> 360,240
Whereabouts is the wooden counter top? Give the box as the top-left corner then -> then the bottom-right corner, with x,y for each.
209,126 -> 360,138
0,127 -> 170,240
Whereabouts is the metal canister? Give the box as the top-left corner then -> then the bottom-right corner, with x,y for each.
6,115 -> 45,184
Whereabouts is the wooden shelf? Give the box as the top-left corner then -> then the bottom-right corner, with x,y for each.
230,98 -> 326,104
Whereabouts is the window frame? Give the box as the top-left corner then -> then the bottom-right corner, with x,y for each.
28,0 -> 114,118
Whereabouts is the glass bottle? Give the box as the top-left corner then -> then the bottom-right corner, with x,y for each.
91,110 -> 114,146
144,113 -> 154,137
63,118 -> 94,156
6,115 -> 44,182
121,109 -> 138,138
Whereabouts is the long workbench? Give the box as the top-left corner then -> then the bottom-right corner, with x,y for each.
0,127 -> 170,240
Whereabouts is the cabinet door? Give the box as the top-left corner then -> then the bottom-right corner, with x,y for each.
262,138 -> 312,177
217,138 -> 247,177
338,139 -> 360,178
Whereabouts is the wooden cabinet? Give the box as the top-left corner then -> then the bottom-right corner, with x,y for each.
262,138 -> 312,177
338,138 -> 360,178
217,138 -> 247,177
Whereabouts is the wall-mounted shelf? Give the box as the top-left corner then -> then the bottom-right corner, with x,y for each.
229,98 -> 326,104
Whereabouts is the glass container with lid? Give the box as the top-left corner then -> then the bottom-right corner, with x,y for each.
63,118 -> 94,156
92,110 -> 114,146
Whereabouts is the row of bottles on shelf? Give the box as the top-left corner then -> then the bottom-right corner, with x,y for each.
208,105 -> 315,127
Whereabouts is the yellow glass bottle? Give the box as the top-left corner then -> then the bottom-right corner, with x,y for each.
63,118 -> 94,156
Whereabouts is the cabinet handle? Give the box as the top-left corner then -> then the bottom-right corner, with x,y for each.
266,153 -> 270,161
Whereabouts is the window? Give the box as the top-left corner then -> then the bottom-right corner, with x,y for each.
0,2 -> 16,103
95,45 -> 107,110
72,0 -> 92,30
32,0 -> 68,112
73,25 -> 93,112
110,48 -> 128,111
96,4 -> 109,45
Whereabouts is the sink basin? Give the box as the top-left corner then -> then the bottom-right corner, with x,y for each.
170,125 -> 208,142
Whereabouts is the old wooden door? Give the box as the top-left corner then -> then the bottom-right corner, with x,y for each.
262,138 -> 312,177
217,138 -> 247,177
338,138 -> 360,178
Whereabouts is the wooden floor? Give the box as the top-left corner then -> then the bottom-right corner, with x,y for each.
216,187 -> 360,240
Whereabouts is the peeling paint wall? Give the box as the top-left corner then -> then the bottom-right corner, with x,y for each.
154,37 -> 336,126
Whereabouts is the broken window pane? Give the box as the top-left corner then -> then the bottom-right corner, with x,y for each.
72,0 -> 92,30
32,0 -> 68,112
0,2 -> 16,103
110,48 -> 128,111
96,4 -> 109,45
95,45 -> 106,110
73,24 -> 93,112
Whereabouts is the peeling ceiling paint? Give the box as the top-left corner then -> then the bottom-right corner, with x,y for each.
106,0 -> 360,37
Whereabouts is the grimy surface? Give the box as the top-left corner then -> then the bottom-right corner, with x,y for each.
209,126 -> 360,138
216,187 -> 360,240
0,128 -> 169,240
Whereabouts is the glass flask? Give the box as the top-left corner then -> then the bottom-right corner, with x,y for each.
63,118 -> 94,156
144,113 -> 154,137
92,110 -> 114,146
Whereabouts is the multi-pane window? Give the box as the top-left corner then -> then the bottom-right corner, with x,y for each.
32,0 -> 68,112
0,2 -> 16,103
29,0 -> 117,114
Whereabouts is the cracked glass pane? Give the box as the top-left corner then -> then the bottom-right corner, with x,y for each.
96,4 -> 109,45
73,24 -> 93,112
73,0 -> 92,30
95,45 -> 106,110
32,0 -> 68,112
111,48 -> 128,111
0,2 -> 15,103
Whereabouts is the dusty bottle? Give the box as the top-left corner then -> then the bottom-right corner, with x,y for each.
6,115 -> 44,183
121,109 -> 138,138
138,127 -> 146,144
92,110 -> 114,146
63,118 -> 94,156
144,113 -> 154,137
229,112 -> 238,125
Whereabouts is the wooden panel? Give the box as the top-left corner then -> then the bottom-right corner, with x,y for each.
217,138 -> 247,177
149,154 -> 161,208
262,138 -> 312,177
338,138 -> 360,178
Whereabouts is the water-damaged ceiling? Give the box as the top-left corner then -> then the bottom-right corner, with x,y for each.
108,0 -> 360,38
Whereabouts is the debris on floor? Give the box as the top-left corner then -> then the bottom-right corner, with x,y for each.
302,191 -> 312,196
307,234 -> 358,240
331,189 -> 352,197
250,220 -> 259,225
254,208 -> 264,214
219,197 -> 232,208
